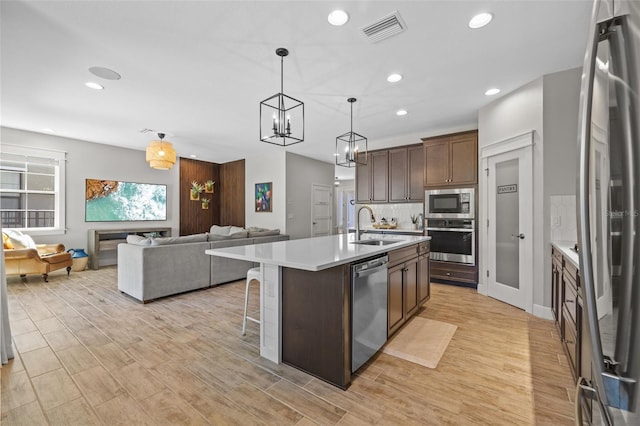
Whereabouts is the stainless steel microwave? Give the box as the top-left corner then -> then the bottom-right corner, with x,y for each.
425,188 -> 475,219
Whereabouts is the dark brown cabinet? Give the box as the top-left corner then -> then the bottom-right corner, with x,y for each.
552,244 -> 587,384
422,130 -> 478,187
387,242 -> 429,336
356,150 -> 388,203
389,144 -> 424,202
430,259 -> 477,284
418,252 -> 431,305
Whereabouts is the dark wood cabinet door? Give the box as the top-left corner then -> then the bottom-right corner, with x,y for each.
423,138 -> 449,187
371,151 -> 388,202
449,133 -> 477,185
355,161 -> 371,203
388,264 -> 405,336
418,254 -> 430,305
405,257 -> 418,317
388,148 -> 408,202
407,145 -> 424,201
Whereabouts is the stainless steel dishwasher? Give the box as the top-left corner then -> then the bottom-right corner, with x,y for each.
351,255 -> 388,373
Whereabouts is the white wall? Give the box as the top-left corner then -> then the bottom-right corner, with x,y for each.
285,152 -> 334,240
478,77 -> 545,312
0,127 -> 180,254
478,67 -> 582,316
244,151 -> 287,232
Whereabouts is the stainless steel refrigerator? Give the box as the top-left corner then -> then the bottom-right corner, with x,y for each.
577,0 -> 640,424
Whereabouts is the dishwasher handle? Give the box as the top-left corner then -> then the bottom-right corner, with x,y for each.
354,259 -> 388,278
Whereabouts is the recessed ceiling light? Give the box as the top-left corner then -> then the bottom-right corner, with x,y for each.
485,88 -> 500,96
469,12 -> 493,29
85,82 -> 104,90
42,128 -> 55,133
189,154 -> 197,158
387,73 -> 403,83
396,109 -> 408,116
328,10 -> 349,26
88,66 -> 121,80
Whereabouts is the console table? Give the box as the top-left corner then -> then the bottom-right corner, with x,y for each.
88,227 -> 171,269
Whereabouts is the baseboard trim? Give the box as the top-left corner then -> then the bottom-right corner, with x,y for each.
533,304 -> 554,320
476,282 -> 487,295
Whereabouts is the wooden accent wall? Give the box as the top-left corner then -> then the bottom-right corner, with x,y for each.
179,158 -> 220,236
219,159 -> 245,227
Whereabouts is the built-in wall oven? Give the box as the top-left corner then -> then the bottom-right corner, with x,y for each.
426,219 -> 475,265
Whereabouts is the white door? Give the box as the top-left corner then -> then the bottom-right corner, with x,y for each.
486,144 -> 533,310
311,184 -> 332,237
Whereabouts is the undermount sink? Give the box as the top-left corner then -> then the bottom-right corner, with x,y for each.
350,239 -> 398,246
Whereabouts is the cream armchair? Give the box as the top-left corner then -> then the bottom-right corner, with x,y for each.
4,243 -> 72,282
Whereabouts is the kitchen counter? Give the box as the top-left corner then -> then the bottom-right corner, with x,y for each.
206,233 -> 430,386
551,240 -> 579,268
206,233 -> 430,272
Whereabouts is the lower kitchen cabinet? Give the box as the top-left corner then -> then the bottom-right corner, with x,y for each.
551,243 -> 587,384
387,242 -> 430,336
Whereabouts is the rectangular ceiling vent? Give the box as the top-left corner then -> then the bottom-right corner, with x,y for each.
360,11 -> 407,43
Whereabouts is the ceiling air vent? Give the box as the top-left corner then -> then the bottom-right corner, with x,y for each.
139,128 -> 155,134
360,11 -> 407,43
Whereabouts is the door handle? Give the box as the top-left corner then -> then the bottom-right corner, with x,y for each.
512,233 -> 525,240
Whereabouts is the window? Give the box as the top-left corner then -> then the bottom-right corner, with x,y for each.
0,145 -> 66,235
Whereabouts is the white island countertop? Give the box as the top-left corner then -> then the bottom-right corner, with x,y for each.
206,233 -> 430,272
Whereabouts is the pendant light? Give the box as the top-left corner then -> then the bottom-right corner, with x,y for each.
260,48 -> 304,146
336,98 -> 367,168
146,132 -> 176,170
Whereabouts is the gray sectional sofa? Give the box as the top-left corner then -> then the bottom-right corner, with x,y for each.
117,226 -> 288,303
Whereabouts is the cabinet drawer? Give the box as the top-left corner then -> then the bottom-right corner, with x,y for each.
564,260 -> 578,285
417,241 -> 430,256
388,245 -> 418,267
430,261 -> 476,283
562,274 -> 578,326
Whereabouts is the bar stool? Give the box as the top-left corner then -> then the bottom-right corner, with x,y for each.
242,267 -> 261,335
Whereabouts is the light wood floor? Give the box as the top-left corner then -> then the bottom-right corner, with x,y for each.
1,267 -> 575,425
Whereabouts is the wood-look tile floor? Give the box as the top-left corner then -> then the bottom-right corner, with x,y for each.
1,267 -> 575,425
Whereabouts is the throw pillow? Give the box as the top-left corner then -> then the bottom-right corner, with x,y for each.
4,229 -> 37,249
126,235 -> 151,246
230,231 -> 249,239
210,225 -> 231,236
2,232 -> 14,249
248,229 -> 280,237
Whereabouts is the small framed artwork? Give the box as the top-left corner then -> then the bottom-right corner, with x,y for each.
255,182 -> 272,212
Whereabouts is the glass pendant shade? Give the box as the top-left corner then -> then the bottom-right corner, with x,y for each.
260,48 -> 304,146
336,98 -> 367,168
146,133 -> 176,170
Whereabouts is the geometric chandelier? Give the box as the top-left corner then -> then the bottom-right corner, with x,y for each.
260,47 -> 305,146
336,98 -> 367,168
146,132 -> 176,170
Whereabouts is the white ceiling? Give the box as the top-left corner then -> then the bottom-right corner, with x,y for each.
0,1 -> 593,180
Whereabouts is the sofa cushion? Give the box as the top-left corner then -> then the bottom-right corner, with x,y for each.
247,228 -> 280,237
210,225 -> 231,235
208,234 -> 232,241
4,229 -> 37,249
150,234 -> 208,246
126,235 -> 152,246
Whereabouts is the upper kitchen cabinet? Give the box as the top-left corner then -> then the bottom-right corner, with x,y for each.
356,150 -> 388,203
422,130 -> 478,187
389,144 -> 425,203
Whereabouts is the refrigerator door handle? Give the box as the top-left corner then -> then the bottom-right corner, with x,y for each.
577,9 -> 609,412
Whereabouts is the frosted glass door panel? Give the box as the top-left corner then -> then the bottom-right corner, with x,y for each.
495,159 -> 519,289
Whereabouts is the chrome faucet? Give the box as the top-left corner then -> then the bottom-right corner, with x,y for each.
356,205 -> 376,241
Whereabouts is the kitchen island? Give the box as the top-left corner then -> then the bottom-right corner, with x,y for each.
206,233 -> 430,388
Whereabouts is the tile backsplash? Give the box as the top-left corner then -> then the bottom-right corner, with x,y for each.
355,203 -> 424,229
550,195 -> 577,242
